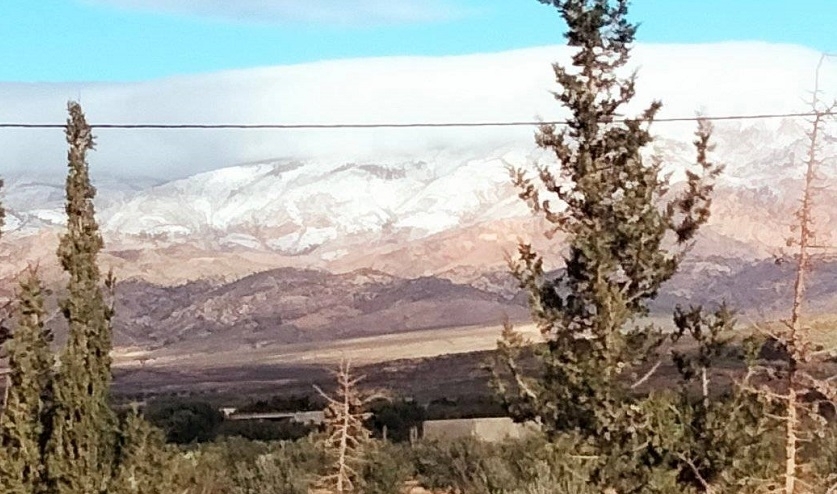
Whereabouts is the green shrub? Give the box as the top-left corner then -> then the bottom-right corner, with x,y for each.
172,437 -> 326,494
411,437 -> 518,494
237,395 -> 323,414
366,399 -> 425,442
361,441 -> 415,494
410,433 -> 604,494
502,460 -> 595,494
169,446 -> 234,494
217,419 -> 314,442
146,399 -> 224,444
228,439 -> 324,494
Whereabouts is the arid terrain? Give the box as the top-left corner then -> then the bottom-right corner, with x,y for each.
2,256 -> 834,398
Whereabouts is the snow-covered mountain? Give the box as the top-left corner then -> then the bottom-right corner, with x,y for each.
2,118 -> 833,283
98,117 -> 831,253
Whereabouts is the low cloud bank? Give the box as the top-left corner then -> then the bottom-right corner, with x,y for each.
0,42 -> 831,180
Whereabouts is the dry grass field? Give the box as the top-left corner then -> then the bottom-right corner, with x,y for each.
107,315 -> 682,399
109,320 -> 541,398
105,314 -> 837,402
112,321 -> 540,370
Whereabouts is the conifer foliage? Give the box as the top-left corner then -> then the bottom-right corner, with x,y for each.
0,101 -> 173,494
43,101 -> 118,494
110,408 -> 175,494
495,0 -> 721,428
0,269 -> 53,494
492,0 -> 723,490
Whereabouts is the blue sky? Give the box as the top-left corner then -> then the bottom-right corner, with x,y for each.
2,0 -> 836,82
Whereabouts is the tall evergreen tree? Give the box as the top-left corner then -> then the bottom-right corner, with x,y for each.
0,268 -> 53,494
44,101 -> 117,494
492,0 -> 723,490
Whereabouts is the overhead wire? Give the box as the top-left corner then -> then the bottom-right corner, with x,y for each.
0,110 -> 834,130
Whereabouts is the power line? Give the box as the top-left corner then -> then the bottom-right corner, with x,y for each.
0,110 -> 834,130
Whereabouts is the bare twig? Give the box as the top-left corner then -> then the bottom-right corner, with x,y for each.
630,359 -> 662,390
678,453 -> 715,494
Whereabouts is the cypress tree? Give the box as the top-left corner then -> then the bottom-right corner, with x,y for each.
492,0 -> 723,490
0,268 -> 54,494
43,101 -> 117,494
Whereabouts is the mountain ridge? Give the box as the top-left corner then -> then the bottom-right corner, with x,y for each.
0,118 -> 832,288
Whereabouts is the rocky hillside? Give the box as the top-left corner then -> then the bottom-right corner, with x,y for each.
110,267 -> 530,350
103,259 -> 837,354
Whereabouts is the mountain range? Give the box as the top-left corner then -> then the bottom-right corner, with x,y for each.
0,42 -> 834,359
1,117 -> 832,282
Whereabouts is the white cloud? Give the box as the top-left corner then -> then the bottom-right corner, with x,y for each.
85,0 -> 469,25
0,42 -> 831,181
